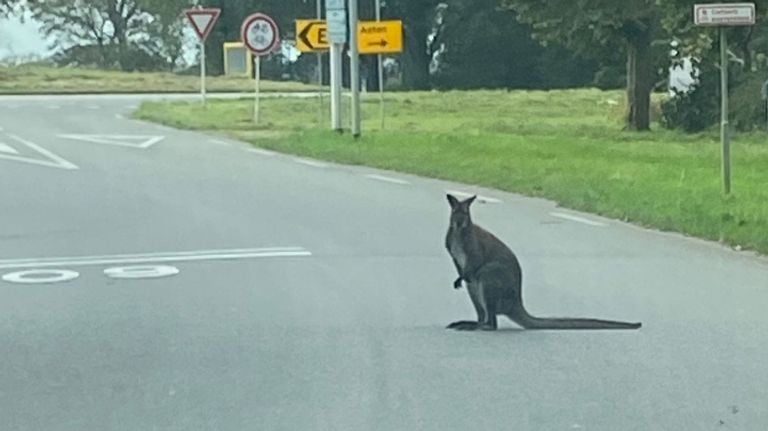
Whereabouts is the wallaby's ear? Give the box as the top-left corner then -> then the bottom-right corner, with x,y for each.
446,194 -> 459,208
466,195 -> 477,206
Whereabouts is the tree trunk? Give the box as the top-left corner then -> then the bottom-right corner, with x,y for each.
401,22 -> 431,89
107,0 -> 130,70
625,31 -> 652,131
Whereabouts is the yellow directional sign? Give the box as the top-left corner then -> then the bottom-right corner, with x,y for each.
295,19 -> 329,52
294,19 -> 403,54
358,20 -> 402,54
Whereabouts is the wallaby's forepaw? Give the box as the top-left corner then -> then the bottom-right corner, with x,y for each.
453,277 -> 463,289
447,320 -> 479,331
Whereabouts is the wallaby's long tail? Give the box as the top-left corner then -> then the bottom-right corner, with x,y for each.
510,304 -> 641,330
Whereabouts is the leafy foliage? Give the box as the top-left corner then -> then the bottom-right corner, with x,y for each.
659,0 -> 768,131
28,0 -> 191,71
661,60 -> 719,132
431,0 -> 597,89
505,0 -> 661,130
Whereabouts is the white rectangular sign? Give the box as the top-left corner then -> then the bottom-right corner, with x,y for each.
694,3 -> 755,26
326,9 -> 348,43
326,0 -> 345,9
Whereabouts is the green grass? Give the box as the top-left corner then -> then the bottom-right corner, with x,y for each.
133,89 -> 768,255
0,64 -> 317,94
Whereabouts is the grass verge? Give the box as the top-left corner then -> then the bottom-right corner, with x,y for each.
0,64 -> 317,94
133,89 -> 768,255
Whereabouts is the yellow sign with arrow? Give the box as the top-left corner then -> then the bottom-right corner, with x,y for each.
295,19 -> 403,54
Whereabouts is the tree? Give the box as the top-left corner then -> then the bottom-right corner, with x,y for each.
658,0 -> 768,131
384,0 -> 442,89
29,0 -> 190,71
0,0 -> 20,16
431,0 -> 596,90
140,0 -> 187,70
506,0 -> 659,131
430,0 -> 537,89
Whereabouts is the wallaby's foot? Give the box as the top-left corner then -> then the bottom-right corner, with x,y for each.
478,322 -> 497,331
447,320 -> 479,330
453,277 -> 463,289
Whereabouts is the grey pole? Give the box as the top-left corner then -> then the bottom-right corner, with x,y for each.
254,55 -> 261,124
349,0 -> 361,137
316,0 -> 323,125
200,41 -> 206,106
375,0 -> 384,130
330,44 -> 343,131
762,80 -> 768,132
720,27 -> 731,195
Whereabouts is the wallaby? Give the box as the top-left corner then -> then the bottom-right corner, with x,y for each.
445,194 -> 641,331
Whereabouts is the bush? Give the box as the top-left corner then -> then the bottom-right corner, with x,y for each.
730,72 -> 768,132
662,59 -> 768,132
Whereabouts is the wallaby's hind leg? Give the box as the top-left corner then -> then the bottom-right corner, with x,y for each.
447,280 -> 486,330
478,295 -> 497,331
465,264 -> 509,331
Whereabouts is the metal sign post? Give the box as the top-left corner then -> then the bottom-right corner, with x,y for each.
348,0 -> 361,137
184,7 -> 221,107
316,0 -> 324,126
375,0 -> 384,130
694,2 -> 755,195
254,55 -> 261,123
241,13 -> 280,124
295,11 -> 403,134
719,27 -> 731,194
326,0 -> 347,133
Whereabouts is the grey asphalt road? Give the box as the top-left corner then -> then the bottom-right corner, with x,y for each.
1,94 -> 767,431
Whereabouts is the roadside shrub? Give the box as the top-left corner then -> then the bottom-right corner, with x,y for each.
661,62 -> 718,132
662,60 -> 768,132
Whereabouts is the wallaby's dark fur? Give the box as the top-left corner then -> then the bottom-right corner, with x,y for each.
445,194 -> 641,331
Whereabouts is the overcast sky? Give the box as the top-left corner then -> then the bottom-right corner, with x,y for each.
0,12 -> 306,66
0,12 -> 51,60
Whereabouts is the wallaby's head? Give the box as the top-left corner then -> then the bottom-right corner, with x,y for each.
447,194 -> 476,229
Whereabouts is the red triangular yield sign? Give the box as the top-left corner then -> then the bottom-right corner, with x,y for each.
185,8 -> 221,41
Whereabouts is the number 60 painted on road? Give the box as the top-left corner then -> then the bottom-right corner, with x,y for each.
1,265 -> 180,284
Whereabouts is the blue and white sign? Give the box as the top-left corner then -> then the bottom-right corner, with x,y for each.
325,0 -> 347,43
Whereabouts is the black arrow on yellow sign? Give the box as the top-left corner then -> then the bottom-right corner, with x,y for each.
367,39 -> 387,47
298,20 -> 328,51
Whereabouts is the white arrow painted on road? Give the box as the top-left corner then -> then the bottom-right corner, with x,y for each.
0,246 -> 312,270
0,133 -> 79,170
0,142 -> 20,154
57,134 -> 164,149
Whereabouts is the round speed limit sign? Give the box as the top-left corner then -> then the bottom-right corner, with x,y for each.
241,13 -> 280,56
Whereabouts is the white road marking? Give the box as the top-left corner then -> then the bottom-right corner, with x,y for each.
0,142 -> 19,154
115,113 -> 125,120
365,174 -> 410,185
550,212 -> 608,227
104,265 -> 180,279
208,139 -> 232,147
0,246 -> 312,269
445,189 -> 502,204
0,134 -> 79,170
87,105 -> 100,109
293,158 -> 328,168
247,148 -> 277,156
2,269 -> 79,284
57,134 -> 164,149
